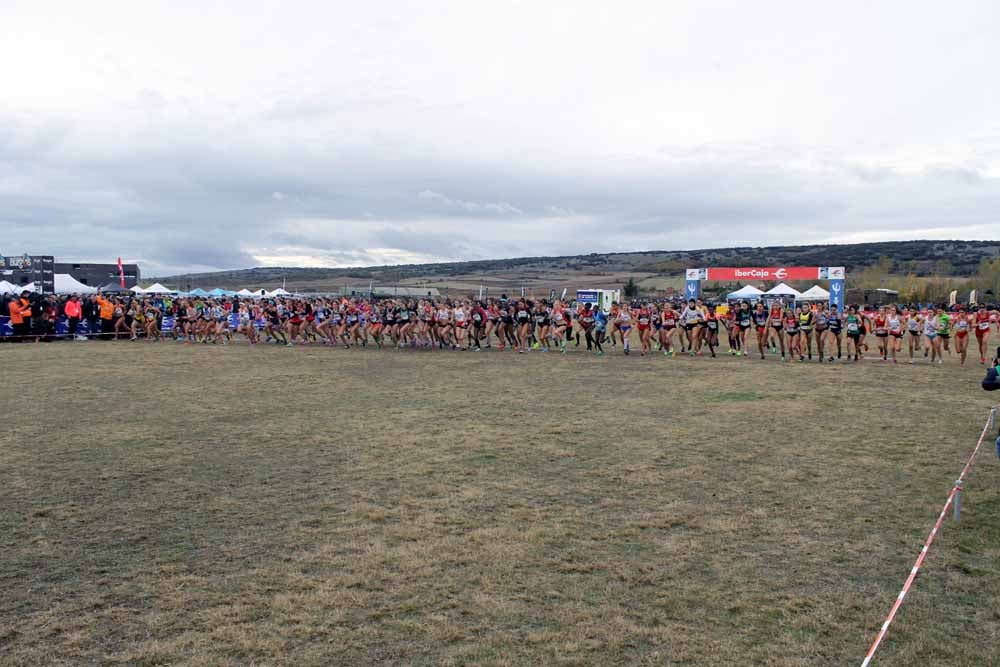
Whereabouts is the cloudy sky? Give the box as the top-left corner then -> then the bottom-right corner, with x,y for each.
3,1 -> 999,275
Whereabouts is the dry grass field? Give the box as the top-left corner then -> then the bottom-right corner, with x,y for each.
2,341 -> 999,666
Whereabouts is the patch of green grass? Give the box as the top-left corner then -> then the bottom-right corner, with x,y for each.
0,342 -> 998,666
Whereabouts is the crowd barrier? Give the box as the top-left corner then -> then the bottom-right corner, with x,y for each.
860,406 -> 997,666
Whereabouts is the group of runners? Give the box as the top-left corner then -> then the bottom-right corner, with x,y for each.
44,291 -> 999,366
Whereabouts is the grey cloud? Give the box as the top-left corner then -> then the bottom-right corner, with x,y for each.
2,110 -> 999,276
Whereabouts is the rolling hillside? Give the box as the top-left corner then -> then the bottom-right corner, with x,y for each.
156,240 -> 1000,295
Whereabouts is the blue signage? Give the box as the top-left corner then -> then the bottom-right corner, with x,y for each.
576,290 -> 599,303
829,279 -> 845,312
685,280 -> 700,300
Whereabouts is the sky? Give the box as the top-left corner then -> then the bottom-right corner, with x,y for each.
2,1 -> 999,276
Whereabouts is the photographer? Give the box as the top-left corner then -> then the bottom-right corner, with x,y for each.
983,347 -> 1000,391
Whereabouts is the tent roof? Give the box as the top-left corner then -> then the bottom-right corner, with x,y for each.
763,282 -> 802,297
98,281 -> 132,293
799,285 -> 830,299
188,288 -> 209,296
55,273 -> 97,294
0,280 -> 22,294
208,288 -> 227,296
727,285 -> 765,298
267,288 -> 291,296
236,288 -> 254,296
142,282 -> 176,294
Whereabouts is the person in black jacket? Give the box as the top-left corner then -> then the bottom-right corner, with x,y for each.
983,347 -> 1000,391
82,295 -> 99,339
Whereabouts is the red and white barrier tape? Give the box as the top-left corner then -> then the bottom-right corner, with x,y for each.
860,406 -> 996,667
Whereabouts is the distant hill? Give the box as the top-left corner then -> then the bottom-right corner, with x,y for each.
155,240 -> 1000,294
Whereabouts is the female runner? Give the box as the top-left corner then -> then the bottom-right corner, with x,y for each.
872,306 -> 889,361
435,302 -> 453,349
615,303 -> 633,355
659,302 -> 678,356
974,305 -> 993,364
784,305 -> 801,360
532,301 -> 550,351
593,306 -> 608,356
368,306 -> 384,348
766,300 -> 784,359
814,303 -> 828,362
826,304 -> 843,361
551,302 -> 569,353
887,306 -> 903,363
797,303 -> 814,361
954,308 -> 971,365
453,300 -> 470,350
635,302 -> 652,356
515,300 -> 532,353
723,305 -> 740,355
578,303 -> 597,352
735,301 -> 753,356
845,305 -> 862,361
905,307 -> 921,363
680,299 -> 702,356
924,306 -> 943,364
753,302 -> 769,360
936,308 -> 951,354
703,305 -> 719,357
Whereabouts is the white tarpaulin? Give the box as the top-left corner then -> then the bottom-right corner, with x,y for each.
266,288 -> 291,297
236,289 -> 254,296
727,285 -> 765,300
799,285 -> 830,301
55,273 -> 97,294
142,283 -> 176,294
0,280 -> 21,294
763,282 -> 802,298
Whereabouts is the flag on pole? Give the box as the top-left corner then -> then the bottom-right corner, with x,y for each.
117,257 -> 125,287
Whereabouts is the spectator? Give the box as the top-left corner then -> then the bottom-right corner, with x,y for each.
94,292 -> 115,340
82,295 -> 99,339
64,295 -> 84,340
8,291 -> 33,342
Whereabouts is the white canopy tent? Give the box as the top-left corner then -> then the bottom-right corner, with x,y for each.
236,288 -> 254,297
763,283 -> 802,299
266,288 -> 292,297
55,274 -> 97,294
130,285 -> 146,294
141,283 -> 176,294
798,285 -> 830,302
0,280 -> 21,294
727,285 -> 765,301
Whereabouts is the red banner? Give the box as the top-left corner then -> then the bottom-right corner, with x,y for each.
707,267 -> 821,281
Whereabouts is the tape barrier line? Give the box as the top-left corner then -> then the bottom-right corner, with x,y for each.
860,407 -> 996,667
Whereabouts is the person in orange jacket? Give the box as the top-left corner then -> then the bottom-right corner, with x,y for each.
8,291 -> 33,341
95,293 -> 116,340
64,294 -> 84,340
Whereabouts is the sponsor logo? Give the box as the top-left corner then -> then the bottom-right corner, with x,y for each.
832,283 -> 841,293
829,267 -> 845,279
686,268 -> 702,280
773,268 -> 787,280
732,268 -> 777,279
687,283 -> 697,294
